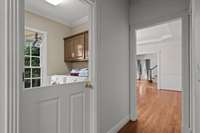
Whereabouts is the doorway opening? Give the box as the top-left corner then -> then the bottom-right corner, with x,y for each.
135,19 -> 182,133
20,0 -> 97,133
128,18 -> 184,133
24,0 -> 91,87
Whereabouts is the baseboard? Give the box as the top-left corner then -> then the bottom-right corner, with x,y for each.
182,126 -> 192,133
107,116 -> 130,133
160,88 -> 183,92
130,115 -> 137,122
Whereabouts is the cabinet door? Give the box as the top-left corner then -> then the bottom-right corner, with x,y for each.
73,34 -> 85,60
64,38 -> 73,61
84,32 -> 89,59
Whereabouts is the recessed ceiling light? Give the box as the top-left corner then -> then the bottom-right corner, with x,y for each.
45,0 -> 63,6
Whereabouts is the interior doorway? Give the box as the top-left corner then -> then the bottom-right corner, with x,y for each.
128,16 -> 191,133
20,0 -> 97,133
136,19 -> 182,133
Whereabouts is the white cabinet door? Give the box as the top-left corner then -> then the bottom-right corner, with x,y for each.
21,83 -> 90,133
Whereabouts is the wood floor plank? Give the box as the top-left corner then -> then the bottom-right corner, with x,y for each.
119,80 -> 181,133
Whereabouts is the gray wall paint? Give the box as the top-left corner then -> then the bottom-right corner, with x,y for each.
130,0 -> 189,26
96,0 -> 130,132
0,0 -> 6,132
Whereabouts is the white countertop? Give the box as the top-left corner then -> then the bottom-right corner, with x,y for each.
49,75 -> 88,85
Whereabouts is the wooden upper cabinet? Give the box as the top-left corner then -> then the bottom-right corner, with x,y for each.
73,34 -> 85,59
84,31 -> 88,59
64,31 -> 88,62
64,38 -> 73,60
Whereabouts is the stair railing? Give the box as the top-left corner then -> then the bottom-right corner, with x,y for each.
148,65 -> 158,81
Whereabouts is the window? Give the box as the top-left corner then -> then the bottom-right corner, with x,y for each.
24,29 -> 47,88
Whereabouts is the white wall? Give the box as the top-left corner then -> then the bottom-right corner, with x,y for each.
160,43 -> 182,90
192,0 -> 200,132
137,38 -> 182,91
25,11 -> 72,75
96,0 -> 130,132
0,0 -> 6,133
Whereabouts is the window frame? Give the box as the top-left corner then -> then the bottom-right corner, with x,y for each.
25,27 -> 48,88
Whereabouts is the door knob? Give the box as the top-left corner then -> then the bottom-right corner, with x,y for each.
85,80 -> 93,89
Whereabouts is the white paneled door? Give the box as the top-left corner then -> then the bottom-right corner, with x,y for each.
21,83 -> 90,133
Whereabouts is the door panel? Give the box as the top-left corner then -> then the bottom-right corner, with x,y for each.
39,98 -> 59,133
21,83 -> 90,133
70,93 -> 85,133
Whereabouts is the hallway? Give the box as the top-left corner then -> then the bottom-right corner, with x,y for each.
119,80 -> 181,133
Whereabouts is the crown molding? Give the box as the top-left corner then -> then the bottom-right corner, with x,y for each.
137,34 -> 172,45
26,10 -> 89,28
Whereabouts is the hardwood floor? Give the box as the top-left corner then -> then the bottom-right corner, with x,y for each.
119,80 -> 181,133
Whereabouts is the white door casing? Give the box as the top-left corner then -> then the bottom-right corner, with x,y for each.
3,0 -> 97,133
130,14 -> 191,133
191,0 -> 200,132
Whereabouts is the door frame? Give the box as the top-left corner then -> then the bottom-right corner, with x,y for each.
4,0 -> 98,133
129,13 -> 191,133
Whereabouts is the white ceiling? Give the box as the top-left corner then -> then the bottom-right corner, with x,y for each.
136,19 -> 182,45
25,0 -> 89,27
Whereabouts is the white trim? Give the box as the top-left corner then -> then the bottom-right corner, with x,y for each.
0,0 -> 8,133
85,0 -> 98,133
181,15 -> 191,133
3,0 -> 25,133
129,14 -> 191,133
190,0 -> 200,132
137,34 -> 172,45
191,1 -> 196,132
129,26 -> 138,121
95,0 -> 102,132
157,50 -> 161,89
107,116 -> 129,133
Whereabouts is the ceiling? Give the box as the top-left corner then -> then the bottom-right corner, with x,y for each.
136,19 -> 182,45
25,0 -> 89,27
